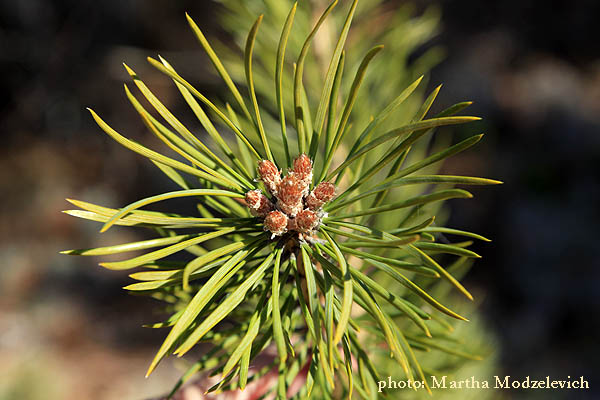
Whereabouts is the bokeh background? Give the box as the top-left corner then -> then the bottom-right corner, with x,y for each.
1,0 -> 599,399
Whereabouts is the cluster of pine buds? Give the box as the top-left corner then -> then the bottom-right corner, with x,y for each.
244,154 -> 336,240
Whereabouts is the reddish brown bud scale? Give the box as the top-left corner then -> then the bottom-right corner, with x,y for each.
264,210 -> 288,237
245,190 -> 273,217
277,174 -> 304,217
245,190 -> 261,208
295,209 -> 319,233
306,182 -> 336,210
258,159 -> 281,195
287,218 -> 297,232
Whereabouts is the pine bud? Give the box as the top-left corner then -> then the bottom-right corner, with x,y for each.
264,210 -> 288,237
291,154 -> 313,195
295,209 -> 319,233
258,159 -> 281,195
306,182 -> 336,210
277,174 -> 304,217
245,189 -> 273,217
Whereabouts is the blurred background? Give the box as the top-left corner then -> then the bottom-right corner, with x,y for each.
1,0 -> 599,399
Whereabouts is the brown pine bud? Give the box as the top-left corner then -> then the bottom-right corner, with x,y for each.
277,174 -> 304,217
291,154 -> 313,195
245,189 -> 273,217
258,159 -> 281,195
295,209 -> 319,233
306,182 -> 336,210
264,210 -> 288,237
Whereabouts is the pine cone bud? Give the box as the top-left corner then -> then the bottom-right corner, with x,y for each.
291,154 -> 313,195
264,210 -> 288,237
245,190 -> 273,217
295,209 -> 319,233
277,174 -> 304,217
306,182 -> 336,210
258,159 -> 281,195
